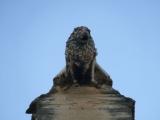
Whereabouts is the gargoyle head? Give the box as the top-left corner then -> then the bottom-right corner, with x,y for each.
70,26 -> 91,43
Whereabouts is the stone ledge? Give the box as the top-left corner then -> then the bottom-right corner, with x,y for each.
26,85 -> 135,120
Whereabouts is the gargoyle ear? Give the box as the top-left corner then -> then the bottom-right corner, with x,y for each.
74,27 -> 79,31
88,29 -> 91,33
84,27 -> 90,33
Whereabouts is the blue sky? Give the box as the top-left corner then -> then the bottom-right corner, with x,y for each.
0,0 -> 160,120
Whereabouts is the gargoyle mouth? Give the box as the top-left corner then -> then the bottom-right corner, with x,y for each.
81,33 -> 89,40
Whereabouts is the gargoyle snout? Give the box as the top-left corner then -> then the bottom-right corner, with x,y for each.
79,29 -> 89,40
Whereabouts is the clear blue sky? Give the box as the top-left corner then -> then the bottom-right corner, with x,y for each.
0,0 -> 160,120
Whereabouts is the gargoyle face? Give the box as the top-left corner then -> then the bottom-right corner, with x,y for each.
73,26 -> 91,42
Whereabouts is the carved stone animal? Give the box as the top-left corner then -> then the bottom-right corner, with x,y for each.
65,26 -> 97,85
48,26 -> 112,92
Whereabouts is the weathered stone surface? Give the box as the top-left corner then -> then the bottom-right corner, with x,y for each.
26,85 -> 135,120
26,26 -> 135,120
